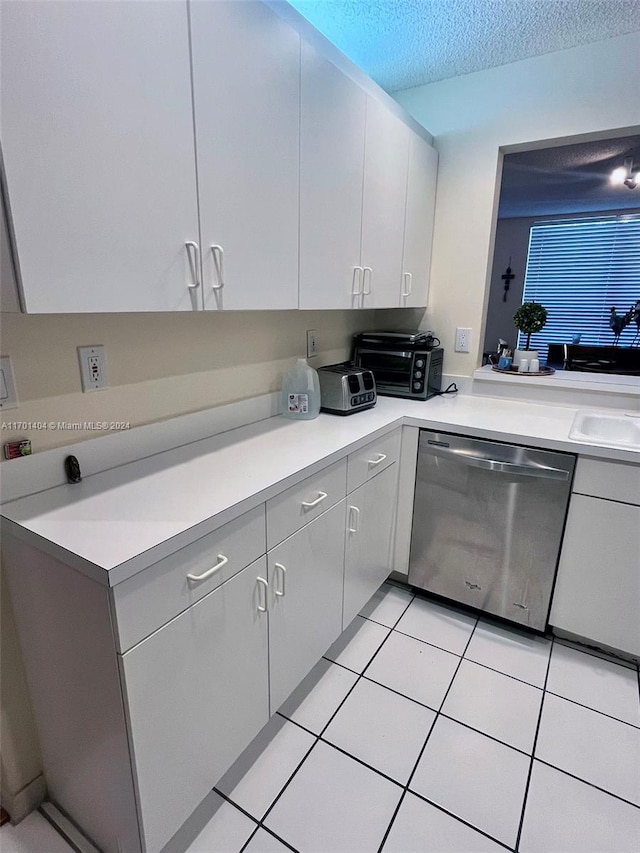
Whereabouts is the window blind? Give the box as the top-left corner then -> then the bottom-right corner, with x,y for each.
519,215 -> 640,358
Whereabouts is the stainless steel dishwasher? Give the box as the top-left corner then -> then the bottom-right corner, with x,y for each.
408,430 -> 575,631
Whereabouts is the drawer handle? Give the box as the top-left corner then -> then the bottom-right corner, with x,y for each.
187,554 -> 228,582
368,453 -> 387,467
348,505 -> 360,534
274,562 -> 287,597
301,491 -> 328,509
256,577 -> 268,612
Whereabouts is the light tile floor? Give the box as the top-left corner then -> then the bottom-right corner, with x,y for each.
3,583 -> 640,853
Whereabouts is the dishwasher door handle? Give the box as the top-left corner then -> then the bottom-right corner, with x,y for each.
427,446 -> 569,480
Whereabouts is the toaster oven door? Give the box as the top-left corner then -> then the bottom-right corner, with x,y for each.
354,348 -> 414,394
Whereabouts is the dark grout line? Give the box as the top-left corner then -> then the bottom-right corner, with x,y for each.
462,655 -> 547,690
219,589 -> 640,853
533,758 -> 640,812
553,636 -> 639,671
376,614 -> 481,853
406,788 -> 516,852
514,636 -> 555,851
544,690 -> 640,730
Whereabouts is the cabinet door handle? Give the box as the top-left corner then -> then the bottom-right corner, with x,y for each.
362,266 -> 372,295
274,562 -> 287,597
185,241 -> 200,290
256,576 -> 268,612
186,554 -> 228,582
301,491 -> 327,509
348,505 -> 360,533
401,272 -> 412,298
351,266 -> 363,296
211,244 -> 225,290
368,453 -> 387,467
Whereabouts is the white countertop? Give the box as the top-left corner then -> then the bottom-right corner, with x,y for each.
2,394 -> 639,585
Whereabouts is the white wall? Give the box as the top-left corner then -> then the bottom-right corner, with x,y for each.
395,31 -> 640,376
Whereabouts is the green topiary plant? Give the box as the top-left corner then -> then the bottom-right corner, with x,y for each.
513,301 -> 548,350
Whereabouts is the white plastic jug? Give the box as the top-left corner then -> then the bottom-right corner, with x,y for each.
281,358 -> 321,420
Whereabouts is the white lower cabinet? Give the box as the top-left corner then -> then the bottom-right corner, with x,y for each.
268,500 -> 347,711
551,495 -> 640,657
121,556 -> 270,853
343,463 -> 398,628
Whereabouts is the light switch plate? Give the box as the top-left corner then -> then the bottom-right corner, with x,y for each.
78,345 -> 108,391
0,356 -> 19,409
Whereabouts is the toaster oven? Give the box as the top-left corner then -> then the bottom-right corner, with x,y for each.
317,363 -> 377,415
352,330 -> 443,400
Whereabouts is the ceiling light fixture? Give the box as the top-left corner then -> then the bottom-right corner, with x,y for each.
611,156 -> 638,189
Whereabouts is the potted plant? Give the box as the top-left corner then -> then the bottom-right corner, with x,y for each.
513,301 -> 548,367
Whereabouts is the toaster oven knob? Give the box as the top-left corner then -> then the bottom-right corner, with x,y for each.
413,381 -> 423,391
415,370 -> 423,379
415,359 -> 425,368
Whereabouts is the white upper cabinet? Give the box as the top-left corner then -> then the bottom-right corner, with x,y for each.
360,97 -> 411,309
1,0 -> 200,313
299,41 -> 367,310
191,1 -> 300,311
401,133 -> 438,307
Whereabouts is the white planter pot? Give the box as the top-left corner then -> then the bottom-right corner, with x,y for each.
513,349 -> 538,368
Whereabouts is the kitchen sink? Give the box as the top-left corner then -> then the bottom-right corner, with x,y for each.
570,411 -> 640,448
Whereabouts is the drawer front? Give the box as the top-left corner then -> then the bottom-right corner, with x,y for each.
347,428 -> 402,493
266,459 -> 347,549
573,458 -> 640,505
113,505 -> 266,652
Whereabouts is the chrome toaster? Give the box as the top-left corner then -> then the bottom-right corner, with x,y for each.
317,362 -> 377,415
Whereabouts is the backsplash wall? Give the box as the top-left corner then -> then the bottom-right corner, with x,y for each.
0,307 -> 423,454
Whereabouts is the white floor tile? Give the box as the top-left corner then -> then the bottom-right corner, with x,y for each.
216,716 -> 315,820
323,678 -> 435,783
395,596 -> 476,655
519,761 -> 640,853
365,629 -> 460,709
535,693 -> 640,805
546,642 -> 640,727
410,716 -> 530,848
278,658 -> 358,734
359,583 -> 414,627
243,828 -> 291,853
265,741 -> 402,852
185,793 -> 256,853
465,619 -> 551,687
324,615 -> 390,673
382,792 -> 506,853
1,813 -> 74,853
442,658 -> 543,753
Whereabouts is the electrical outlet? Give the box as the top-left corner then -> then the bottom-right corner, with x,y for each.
455,327 -> 472,353
306,329 -> 318,358
78,345 -> 108,391
0,356 -> 18,409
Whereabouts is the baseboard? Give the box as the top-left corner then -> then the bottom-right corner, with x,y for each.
1,773 -> 46,823
40,801 -> 100,853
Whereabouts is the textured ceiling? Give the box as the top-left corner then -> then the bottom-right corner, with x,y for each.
289,0 -> 640,91
499,134 -> 640,217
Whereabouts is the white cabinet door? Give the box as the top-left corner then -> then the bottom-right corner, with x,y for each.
121,557 -> 270,853
268,501 -> 346,711
343,464 -> 398,628
401,133 -> 438,308
1,0 -> 200,313
360,97 -> 410,309
191,1 -> 300,311
299,41 -> 367,310
551,495 -> 640,657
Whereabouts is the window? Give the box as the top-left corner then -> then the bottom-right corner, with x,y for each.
519,215 -> 640,358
